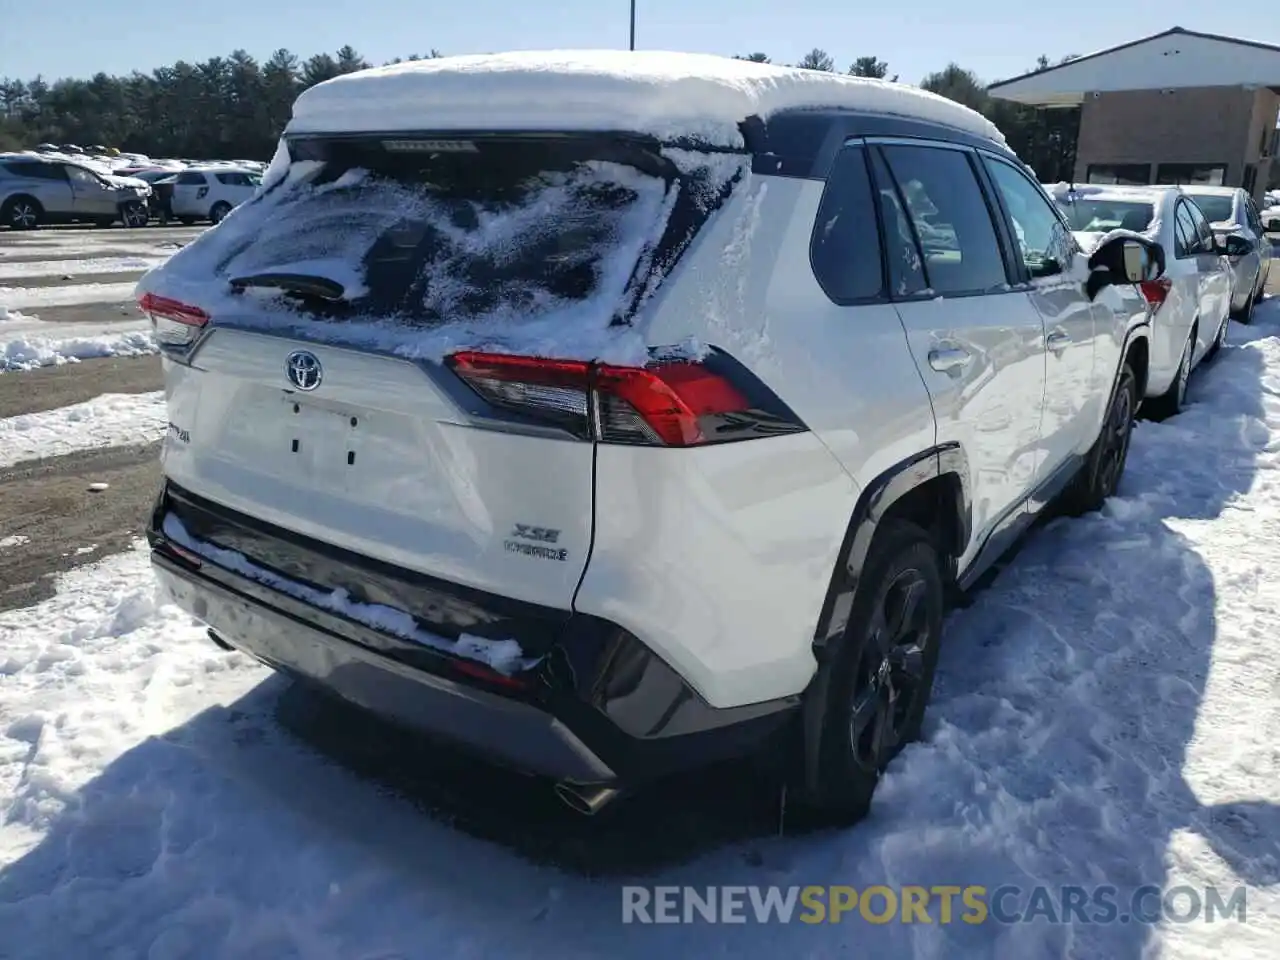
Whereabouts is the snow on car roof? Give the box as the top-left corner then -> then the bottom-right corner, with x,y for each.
285,49 -> 1007,149
1042,182 -> 1174,202
1178,184 -> 1237,197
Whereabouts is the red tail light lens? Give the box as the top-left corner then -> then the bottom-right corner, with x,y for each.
138,292 -> 210,348
446,350 -> 800,447
1138,277 -> 1172,310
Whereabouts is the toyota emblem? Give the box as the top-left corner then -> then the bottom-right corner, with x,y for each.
285,350 -> 322,391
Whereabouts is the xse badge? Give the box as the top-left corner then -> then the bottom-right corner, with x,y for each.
504,523 -> 568,562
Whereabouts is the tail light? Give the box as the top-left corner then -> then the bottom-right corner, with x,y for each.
138,292 -> 209,349
445,349 -> 806,447
1138,277 -> 1172,311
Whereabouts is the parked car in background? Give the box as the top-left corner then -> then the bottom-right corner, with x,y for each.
160,166 -> 262,223
1047,182 -> 1238,417
0,156 -> 151,229
1181,185 -> 1271,321
141,51 -> 1161,822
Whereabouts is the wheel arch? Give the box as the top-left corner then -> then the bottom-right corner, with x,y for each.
798,443 -> 970,794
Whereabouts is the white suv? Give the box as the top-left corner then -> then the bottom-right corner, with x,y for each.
138,52 -> 1162,820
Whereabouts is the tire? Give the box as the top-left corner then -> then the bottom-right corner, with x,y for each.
797,519 -> 945,824
1,195 -> 42,230
209,201 -> 232,224
1062,361 -> 1138,515
1144,330 -> 1193,421
120,201 -> 148,228
1232,286 -> 1256,325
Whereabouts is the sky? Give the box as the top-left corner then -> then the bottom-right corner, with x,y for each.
3,0 -> 1279,88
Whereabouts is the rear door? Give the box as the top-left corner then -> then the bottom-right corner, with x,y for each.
149,135 -> 684,610
869,139 -> 1047,566
170,171 -> 207,214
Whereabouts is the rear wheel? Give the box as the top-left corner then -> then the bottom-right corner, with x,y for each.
798,519 -> 944,824
1,195 -> 42,230
1062,361 -> 1137,514
1233,287 -> 1256,324
1144,330 -> 1193,421
209,201 -> 232,224
1205,313 -> 1229,363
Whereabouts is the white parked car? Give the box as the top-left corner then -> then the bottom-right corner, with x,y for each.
1180,185 -> 1272,322
1047,183 -> 1238,418
139,51 -> 1163,820
163,166 -> 262,223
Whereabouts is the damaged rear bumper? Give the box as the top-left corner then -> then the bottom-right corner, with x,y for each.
147,481 -> 799,790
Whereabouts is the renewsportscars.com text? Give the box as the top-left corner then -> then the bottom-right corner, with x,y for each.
621,884 -> 1247,925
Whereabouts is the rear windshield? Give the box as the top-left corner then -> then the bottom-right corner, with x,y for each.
153,136 -> 739,342
1185,193 -> 1234,224
1056,198 -> 1154,234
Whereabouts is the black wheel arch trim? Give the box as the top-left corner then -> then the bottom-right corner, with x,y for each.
798,442 -> 970,795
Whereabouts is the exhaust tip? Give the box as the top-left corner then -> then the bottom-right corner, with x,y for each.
554,782 -> 621,816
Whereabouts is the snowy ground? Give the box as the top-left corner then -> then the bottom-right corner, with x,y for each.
0,227 -> 199,371
1,231 -> 1279,956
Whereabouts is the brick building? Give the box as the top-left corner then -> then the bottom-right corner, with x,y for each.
988,27 -> 1280,204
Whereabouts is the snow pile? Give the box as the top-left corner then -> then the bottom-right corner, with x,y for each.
288,50 -> 1007,149
0,329 -> 157,372
0,392 -> 166,466
162,514 -> 538,675
0,306 -> 35,323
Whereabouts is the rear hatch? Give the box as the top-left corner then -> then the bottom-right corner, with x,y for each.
140,133 -> 740,619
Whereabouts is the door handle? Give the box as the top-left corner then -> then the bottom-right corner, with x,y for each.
927,346 -> 971,373
1046,329 -> 1069,352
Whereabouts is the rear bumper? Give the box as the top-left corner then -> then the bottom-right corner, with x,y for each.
148,481 -> 798,787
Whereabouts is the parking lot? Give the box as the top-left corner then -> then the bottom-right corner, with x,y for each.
0,225 -> 202,610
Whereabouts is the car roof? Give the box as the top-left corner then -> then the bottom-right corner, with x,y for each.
284,49 -> 1007,150
1178,184 -> 1237,196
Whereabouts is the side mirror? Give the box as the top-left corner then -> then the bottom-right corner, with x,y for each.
1218,233 -> 1254,257
1085,235 -> 1165,300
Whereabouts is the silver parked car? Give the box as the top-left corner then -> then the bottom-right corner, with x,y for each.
0,156 -> 151,229
1181,185 -> 1272,323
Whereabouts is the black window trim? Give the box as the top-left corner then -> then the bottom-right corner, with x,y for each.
864,135 -> 1022,302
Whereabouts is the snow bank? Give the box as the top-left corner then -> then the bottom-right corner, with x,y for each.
0,328 -> 156,372
0,392 -> 166,467
287,50 -> 1007,149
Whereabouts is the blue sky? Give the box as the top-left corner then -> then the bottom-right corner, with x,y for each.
3,0 -> 1277,87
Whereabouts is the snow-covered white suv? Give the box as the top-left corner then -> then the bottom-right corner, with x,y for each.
139,52 -> 1162,820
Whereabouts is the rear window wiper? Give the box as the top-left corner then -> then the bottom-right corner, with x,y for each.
228,272 -> 345,301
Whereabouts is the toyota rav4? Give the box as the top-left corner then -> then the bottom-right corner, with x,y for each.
138,51 -> 1163,821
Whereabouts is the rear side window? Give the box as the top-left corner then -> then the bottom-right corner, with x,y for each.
4,162 -> 66,181
177,172 -> 207,185
868,149 -> 928,298
216,171 -> 260,186
810,145 -> 883,303
876,144 -> 1007,296
1174,202 -> 1204,256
